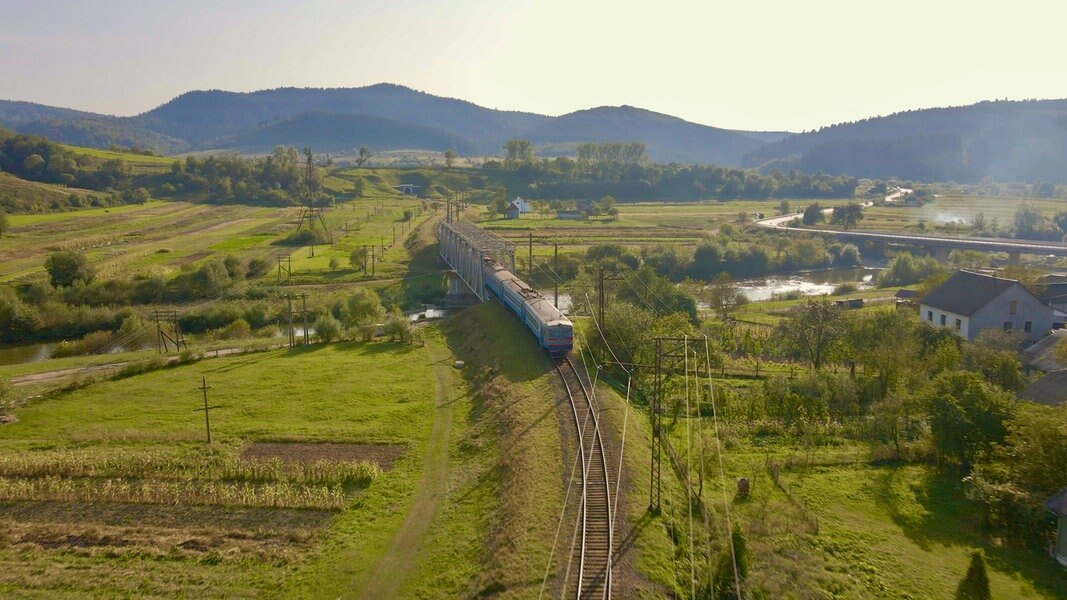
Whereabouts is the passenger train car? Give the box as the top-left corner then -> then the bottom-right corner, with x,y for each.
483,258 -> 573,355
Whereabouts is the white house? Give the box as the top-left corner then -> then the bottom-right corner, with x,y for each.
919,270 -> 1055,343
511,197 -> 532,214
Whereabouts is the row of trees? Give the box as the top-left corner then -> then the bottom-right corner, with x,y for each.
488,138 -> 858,202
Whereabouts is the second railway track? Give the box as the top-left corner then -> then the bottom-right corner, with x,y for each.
557,357 -> 612,599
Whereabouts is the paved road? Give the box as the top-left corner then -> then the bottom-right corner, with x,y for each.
753,199 -> 1067,257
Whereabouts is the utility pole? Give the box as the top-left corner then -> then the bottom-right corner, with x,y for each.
598,267 -> 606,327
528,232 -> 533,281
195,376 -> 220,444
287,295 -> 295,349
154,310 -> 186,353
554,242 -> 559,308
301,293 -> 309,345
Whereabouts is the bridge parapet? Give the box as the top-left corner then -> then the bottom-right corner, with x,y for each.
436,220 -> 515,301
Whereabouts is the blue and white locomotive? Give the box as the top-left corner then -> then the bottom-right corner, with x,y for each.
483,258 -> 573,355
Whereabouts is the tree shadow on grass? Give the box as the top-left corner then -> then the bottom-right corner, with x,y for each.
868,465 -> 1067,597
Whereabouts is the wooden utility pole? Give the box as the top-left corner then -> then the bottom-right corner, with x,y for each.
195,376 -> 220,444
287,295 -> 295,348
301,293 -> 309,345
528,232 -> 533,280
554,242 -> 559,308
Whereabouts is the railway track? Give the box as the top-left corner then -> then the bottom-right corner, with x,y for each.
557,357 -> 612,599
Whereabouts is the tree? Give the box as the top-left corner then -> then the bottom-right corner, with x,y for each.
355,146 -> 372,168
955,552 -> 991,600
778,199 -> 791,215
503,139 -> 533,168
314,314 -> 344,343
802,203 -> 824,225
382,308 -> 413,343
597,195 -> 617,217
352,178 -> 365,198
778,299 -> 844,370
831,202 -> 864,230
345,288 -> 385,340
328,256 -> 339,271
44,251 -> 95,287
849,308 -> 920,398
0,209 -> 8,238
444,149 -> 456,168
350,246 -> 369,273
923,371 -> 1015,470
705,273 -> 745,323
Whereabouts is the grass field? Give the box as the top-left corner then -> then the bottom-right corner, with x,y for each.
0,339 -> 443,597
61,145 -> 174,175
0,192 -> 431,284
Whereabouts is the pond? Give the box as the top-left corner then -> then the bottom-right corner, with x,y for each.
0,342 -> 57,367
405,306 -> 452,321
734,266 -> 880,302
542,266 -> 883,313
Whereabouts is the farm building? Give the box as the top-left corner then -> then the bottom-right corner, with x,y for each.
505,202 -> 521,220
510,197 -> 532,214
919,270 -> 1054,343
1018,370 -> 1067,406
1045,488 -> 1067,567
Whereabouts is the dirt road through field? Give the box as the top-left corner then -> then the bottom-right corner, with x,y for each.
356,338 -> 455,599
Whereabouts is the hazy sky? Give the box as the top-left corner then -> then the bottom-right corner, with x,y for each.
3,0 -> 1066,131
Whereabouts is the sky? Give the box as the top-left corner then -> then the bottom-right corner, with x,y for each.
2,0 -> 1067,132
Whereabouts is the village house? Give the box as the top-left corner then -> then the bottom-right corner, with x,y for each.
919,270 -> 1054,343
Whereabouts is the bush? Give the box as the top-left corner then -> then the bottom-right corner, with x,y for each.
0,379 -> 14,414
277,228 -> 329,246
382,309 -> 413,343
247,257 -> 270,278
219,318 -> 252,340
313,315 -> 343,343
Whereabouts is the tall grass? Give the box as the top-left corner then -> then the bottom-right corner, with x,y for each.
0,476 -> 348,509
0,449 -> 378,487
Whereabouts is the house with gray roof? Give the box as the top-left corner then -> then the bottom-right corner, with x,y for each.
1019,370 -> 1067,406
919,270 -> 1054,343
1045,487 -> 1067,566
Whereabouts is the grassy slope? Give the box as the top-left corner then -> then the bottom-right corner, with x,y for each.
61,144 -> 173,175
441,302 -> 566,597
0,171 -> 92,207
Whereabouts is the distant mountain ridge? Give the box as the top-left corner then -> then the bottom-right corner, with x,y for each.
0,84 -> 783,165
742,99 -> 1067,183
7,87 -> 1067,182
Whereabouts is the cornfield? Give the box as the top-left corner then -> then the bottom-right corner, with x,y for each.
0,476 -> 348,510
0,450 -> 378,487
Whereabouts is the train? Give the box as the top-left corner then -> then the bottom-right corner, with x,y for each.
483,258 -> 573,355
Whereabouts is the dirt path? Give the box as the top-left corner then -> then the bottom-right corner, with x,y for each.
10,346 -> 269,387
356,339 -> 455,599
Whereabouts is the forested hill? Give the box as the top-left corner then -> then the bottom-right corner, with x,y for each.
0,84 -> 781,164
209,112 -> 478,154
523,105 -> 774,165
741,99 -> 1067,183
133,84 -> 550,149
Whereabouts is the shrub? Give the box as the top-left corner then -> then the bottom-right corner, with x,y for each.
313,315 -> 343,343
220,318 -> 252,340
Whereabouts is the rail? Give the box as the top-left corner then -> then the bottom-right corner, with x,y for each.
557,357 -> 612,599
